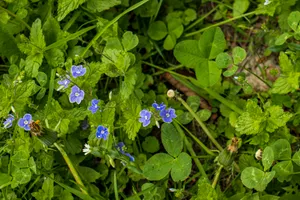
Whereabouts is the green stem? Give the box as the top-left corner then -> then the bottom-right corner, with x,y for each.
0,6 -> 31,30
114,171 -> 119,200
202,87 -> 243,115
151,0 -> 163,23
176,120 -> 215,156
174,121 -> 208,179
185,5 -> 219,31
54,143 -> 88,195
212,165 -> 223,189
184,10 -> 257,37
47,68 -> 56,114
126,185 -> 155,200
176,96 -> 223,151
81,0 -> 150,58
63,10 -> 81,31
152,64 -> 184,76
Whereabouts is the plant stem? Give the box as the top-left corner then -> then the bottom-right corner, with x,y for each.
185,5 -> 219,31
81,0 -> 150,58
212,165 -> 223,189
54,143 -> 88,195
176,120 -> 215,156
47,68 -> 56,114
176,96 -> 223,151
152,64 -> 184,76
184,10 -> 257,37
0,6 -> 31,30
63,10 -> 81,31
174,122 -> 208,179
126,185 -> 155,200
114,171 -> 119,200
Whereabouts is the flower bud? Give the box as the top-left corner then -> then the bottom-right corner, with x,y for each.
167,89 -> 175,98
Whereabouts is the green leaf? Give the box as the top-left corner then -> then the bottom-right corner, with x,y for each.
142,136 -> 160,153
43,16 -> 61,45
187,96 -> 201,112
195,178 -> 218,200
198,27 -> 226,59
148,21 -> 168,40
271,74 -> 300,94
78,166 -> 101,183
45,48 -> 65,67
163,33 -> 177,50
232,46 -> 247,65
235,100 -> 264,135
292,150 -> 300,166
161,123 -> 183,157
271,139 -> 291,160
233,0 -> 250,17
120,67 -> 137,100
57,0 -> 87,21
143,153 -> 174,181
196,109 -> 211,121
12,168 -> 32,185
11,151 -> 29,168
30,19 -> 46,50
272,161 -> 293,182
279,52 -> 293,74
288,11 -> 300,32
29,157 -> 37,174
174,40 -> 206,68
275,33 -> 292,45
25,53 -> 43,77
216,52 -> 232,69
36,72 -> 48,87
122,31 -> 139,51
0,26 -> 21,58
0,173 -> 11,189
86,0 -> 121,13
167,18 -> 183,38
195,61 -> 221,87
265,105 -> 292,132
223,65 -> 239,77
241,167 -> 275,192
171,152 -> 192,182
262,146 -> 274,171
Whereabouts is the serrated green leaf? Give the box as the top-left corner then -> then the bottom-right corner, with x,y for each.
171,152 -> 192,182
143,153 -> 174,181
120,67 -> 137,100
36,72 -> 47,87
12,168 -> 31,185
45,48 -> 65,67
265,105 -> 292,132
195,178 -> 218,200
241,167 -> 275,192
271,74 -> 300,94
161,123 -> 183,157
148,21 -> 168,40
279,52 -> 293,74
57,0 -> 87,21
86,0 -> 121,13
262,146 -> 274,171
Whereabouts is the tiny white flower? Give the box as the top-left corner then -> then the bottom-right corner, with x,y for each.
83,143 -> 91,155
255,149 -> 263,160
264,0 -> 271,5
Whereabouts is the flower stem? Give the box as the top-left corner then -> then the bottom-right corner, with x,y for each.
81,0 -> 150,58
114,171 -> 119,200
212,165 -> 223,189
174,121 -> 208,179
176,96 -> 223,151
54,143 -> 88,195
184,10 -> 257,37
176,119 -> 215,156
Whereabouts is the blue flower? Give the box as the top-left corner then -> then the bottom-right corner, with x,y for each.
139,109 -> 151,127
3,114 -> 14,128
152,102 -> 166,111
69,85 -> 85,104
71,65 -> 86,78
160,108 -> 177,123
115,142 -> 135,162
58,75 -> 71,89
96,125 -> 109,140
88,99 -> 99,114
18,114 -> 32,131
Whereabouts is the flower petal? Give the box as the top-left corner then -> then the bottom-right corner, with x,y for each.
24,114 -> 32,121
18,118 -> 25,128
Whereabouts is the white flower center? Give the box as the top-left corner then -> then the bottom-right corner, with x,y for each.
75,92 -> 79,97
145,116 -> 148,120
24,120 -> 28,125
94,105 -> 98,108
166,113 -> 170,117
101,130 -> 105,134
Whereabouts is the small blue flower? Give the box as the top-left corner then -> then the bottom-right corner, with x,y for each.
18,114 -> 32,131
3,114 -> 14,128
96,125 -> 109,140
58,75 -> 71,89
88,99 -> 100,114
71,65 -> 86,78
160,108 -> 177,123
152,102 -> 166,111
139,109 -> 151,127
115,142 -> 135,162
69,85 -> 85,104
